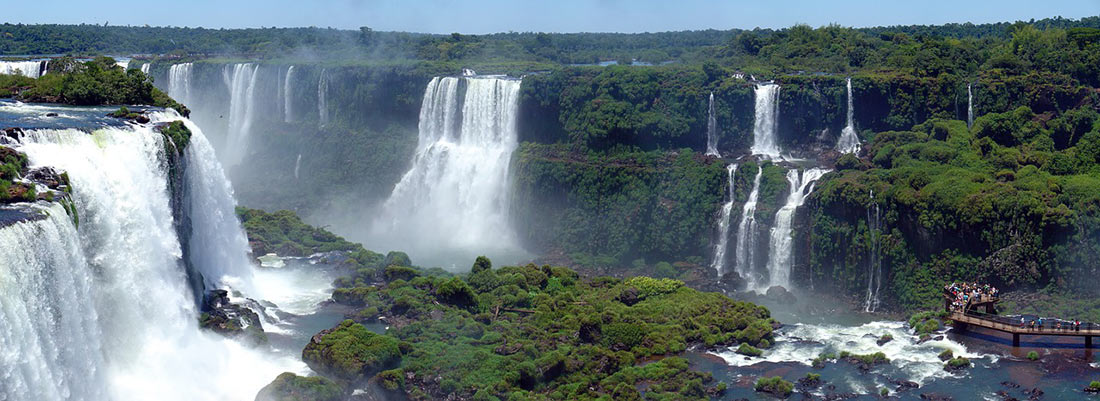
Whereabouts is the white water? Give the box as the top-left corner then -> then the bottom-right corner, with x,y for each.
372,76 -> 524,264
294,153 -> 302,180
283,66 -> 296,123
10,122 -> 301,400
836,77 -> 861,154
0,204 -> 109,400
864,189 -> 883,312
0,60 -> 46,78
705,92 -> 720,157
710,164 -> 738,275
222,63 -> 259,166
734,165 -> 764,288
317,68 -> 329,126
167,63 -> 194,108
967,83 -> 974,129
140,63 -> 150,75
764,168 -> 829,290
751,84 -> 782,158
714,321 -> 990,386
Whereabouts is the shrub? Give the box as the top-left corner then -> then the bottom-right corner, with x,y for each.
384,251 -> 411,267
435,277 -> 476,308
302,320 -> 401,380
471,256 -> 492,274
754,376 -> 793,398
736,343 -> 763,357
1027,351 -> 1039,361
255,372 -> 343,401
378,369 -> 404,391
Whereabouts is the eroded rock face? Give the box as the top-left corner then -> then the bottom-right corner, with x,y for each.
199,289 -> 267,345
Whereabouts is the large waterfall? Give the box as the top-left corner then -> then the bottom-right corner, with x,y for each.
372,76 -> 523,265
734,165 -> 763,288
317,68 -> 329,126
5,118 -> 299,400
168,63 -> 194,106
223,63 -> 259,166
709,164 -> 738,275
967,83 -> 974,129
283,65 -> 296,123
0,60 -> 47,78
764,168 -> 829,290
751,84 -> 781,158
864,189 -> 883,312
836,77 -> 861,154
705,92 -> 720,157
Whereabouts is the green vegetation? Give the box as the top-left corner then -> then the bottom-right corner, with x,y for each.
0,146 -> 35,203
1027,351 -> 1040,361
302,319 -> 402,380
811,352 -> 837,368
0,56 -> 187,115
156,120 -> 191,152
254,372 -> 343,401
938,349 -> 954,361
1088,380 -> 1100,390
236,207 -> 363,257
840,351 -> 889,366
736,343 -> 763,357
908,311 -> 948,334
754,376 -> 794,398
944,356 -> 971,370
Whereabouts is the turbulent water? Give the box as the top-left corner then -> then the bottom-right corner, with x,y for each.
864,189 -> 883,312
751,84 -> 782,158
836,77 -> 861,154
372,76 -> 524,266
283,65 -> 296,123
705,91 -> 720,157
967,83 -> 975,129
140,63 -> 150,75
317,68 -> 329,126
168,63 -> 194,106
710,164 -> 738,275
764,168 -> 829,290
222,64 -> 260,166
5,118 -> 302,400
0,60 -> 47,78
734,165 -> 764,288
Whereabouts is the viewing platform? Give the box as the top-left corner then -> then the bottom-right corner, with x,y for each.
943,287 -> 1098,348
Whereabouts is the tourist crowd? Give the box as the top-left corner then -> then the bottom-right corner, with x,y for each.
945,282 -> 999,312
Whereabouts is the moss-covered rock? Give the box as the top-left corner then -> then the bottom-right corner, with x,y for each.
754,376 -> 794,398
302,319 -> 401,381
254,372 -> 343,401
156,120 -> 191,151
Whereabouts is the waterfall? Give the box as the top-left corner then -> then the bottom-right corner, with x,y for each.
140,63 -> 150,75
283,66 -> 296,123
764,168 -> 829,290
751,84 -> 781,158
9,121 -> 299,400
734,165 -> 764,288
705,92 -> 720,157
223,63 -> 259,166
0,204 -> 109,400
0,60 -> 47,78
294,153 -> 302,180
864,189 -> 883,312
836,77 -> 861,154
372,76 -> 523,263
710,164 -> 738,275
167,63 -> 194,107
317,68 -> 329,126
967,83 -> 974,129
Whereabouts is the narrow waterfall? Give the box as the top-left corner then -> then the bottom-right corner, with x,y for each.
317,68 -> 329,126
167,63 -> 194,108
967,83 -> 974,129
0,204 -> 109,400
372,76 -> 523,263
751,84 -> 781,158
140,63 -> 150,75
11,122 -> 298,400
294,153 -> 302,180
283,65 -> 296,123
705,92 -> 720,157
223,63 -> 259,166
864,189 -> 883,312
0,60 -> 47,78
710,164 -> 738,275
734,165 -> 764,288
836,77 -> 861,154
764,168 -> 829,290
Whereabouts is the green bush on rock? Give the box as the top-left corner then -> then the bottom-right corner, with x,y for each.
254,372 -> 343,401
754,376 -> 793,398
302,319 -> 401,380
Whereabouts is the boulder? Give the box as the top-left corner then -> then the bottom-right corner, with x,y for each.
765,285 -> 797,304
255,372 -> 343,401
199,289 -> 267,345
303,319 -> 401,381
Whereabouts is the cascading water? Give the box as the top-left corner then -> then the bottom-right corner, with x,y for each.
140,63 -> 150,75
709,164 -> 738,275
751,83 -> 781,158
967,83 -> 974,129
836,77 -> 861,154
167,63 -> 194,108
372,76 -> 524,265
764,168 -> 829,290
294,153 -> 302,180
0,60 -> 47,78
317,68 -> 329,126
222,63 -> 259,166
864,189 -> 883,312
705,92 -> 720,157
9,120 -> 300,400
284,65 -> 296,123
734,165 -> 764,288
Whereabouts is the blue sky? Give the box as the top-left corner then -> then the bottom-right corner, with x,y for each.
5,0 -> 1098,33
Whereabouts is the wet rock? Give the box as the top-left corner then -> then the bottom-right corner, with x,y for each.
3,127 -> 23,140
933,335 -> 944,341
919,393 -> 954,401
45,112 -> 58,117
1001,381 -> 1020,389
797,374 -> 823,388
199,289 -> 267,345
917,334 -> 932,344
891,379 -> 919,392
995,390 -> 1020,401
877,333 -> 894,346
1025,388 -> 1043,400
25,167 -> 64,189
765,285 -> 797,304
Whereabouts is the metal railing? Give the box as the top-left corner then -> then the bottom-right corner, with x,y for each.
960,309 -> 1099,334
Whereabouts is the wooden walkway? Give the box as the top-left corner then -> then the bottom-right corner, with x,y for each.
948,311 -> 1100,347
